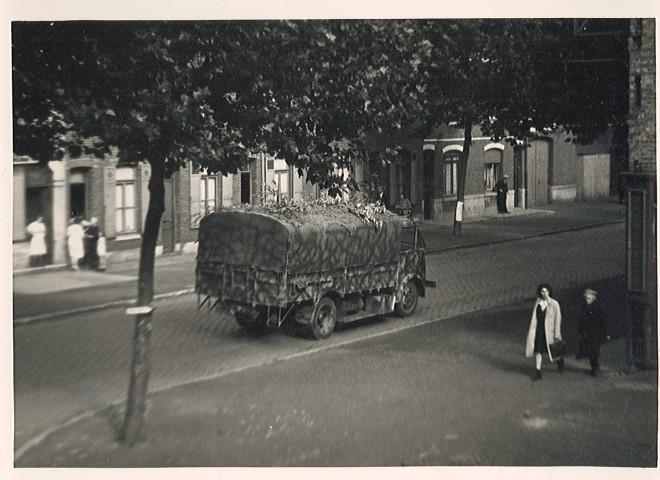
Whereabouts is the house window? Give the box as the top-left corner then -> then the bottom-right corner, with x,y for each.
484,147 -> 503,191
484,163 -> 500,191
272,171 -> 289,203
190,165 -> 218,228
444,151 -> 460,196
115,167 -> 137,233
200,175 -> 217,215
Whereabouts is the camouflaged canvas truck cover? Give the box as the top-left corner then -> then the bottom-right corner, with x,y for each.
195,208 -> 403,308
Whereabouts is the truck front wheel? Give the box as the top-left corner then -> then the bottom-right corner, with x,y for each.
396,280 -> 419,317
309,296 -> 337,340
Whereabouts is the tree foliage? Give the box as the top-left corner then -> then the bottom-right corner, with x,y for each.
12,19 -> 429,444
12,18 -> 630,441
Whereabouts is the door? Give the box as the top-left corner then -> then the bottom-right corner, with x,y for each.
513,146 -> 523,207
240,171 -> 251,204
160,177 -> 175,253
527,140 -> 549,207
422,149 -> 435,219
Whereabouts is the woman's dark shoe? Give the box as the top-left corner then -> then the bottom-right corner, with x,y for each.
531,369 -> 542,381
557,357 -> 565,373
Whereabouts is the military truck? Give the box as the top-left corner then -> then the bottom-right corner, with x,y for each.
195,204 -> 432,339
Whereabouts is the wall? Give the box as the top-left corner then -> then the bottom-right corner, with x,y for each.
12,163 -> 28,241
628,19 -> 656,173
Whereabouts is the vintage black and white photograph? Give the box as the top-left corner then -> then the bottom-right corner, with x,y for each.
5,0 -> 658,475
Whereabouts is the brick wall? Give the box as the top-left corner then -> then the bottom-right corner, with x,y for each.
628,18 -> 656,174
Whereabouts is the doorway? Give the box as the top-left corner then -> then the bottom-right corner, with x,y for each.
527,139 -> 549,207
241,171 -> 251,204
160,177 -> 175,253
513,146 -> 523,207
69,168 -> 87,219
422,149 -> 435,220
70,184 -> 86,219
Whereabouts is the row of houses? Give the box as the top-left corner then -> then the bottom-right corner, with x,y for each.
13,125 -> 616,269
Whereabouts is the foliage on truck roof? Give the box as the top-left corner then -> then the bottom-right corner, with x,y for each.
224,196 -> 399,230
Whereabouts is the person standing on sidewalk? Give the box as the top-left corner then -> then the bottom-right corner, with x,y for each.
26,216 -> 47,267
83,216 -> 100,269
96,230 -> 107,271
494,175 -> 509,214
525,283 -> 564,380
576,288 -> 609,377
66,217 -> 85,270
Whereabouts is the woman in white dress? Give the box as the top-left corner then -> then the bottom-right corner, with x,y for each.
67,217 -> 85,270
26,216 -> 47,267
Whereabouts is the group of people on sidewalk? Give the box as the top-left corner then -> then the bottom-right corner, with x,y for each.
25,215 -> 107,271
525,283 -> 609,380
66,216 -> 106,271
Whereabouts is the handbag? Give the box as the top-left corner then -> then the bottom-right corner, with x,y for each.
550,339 -> 567,357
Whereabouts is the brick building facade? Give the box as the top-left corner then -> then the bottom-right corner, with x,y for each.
623,18 -> 656,370
12,151 -> 319,268
362,125 -> 612,224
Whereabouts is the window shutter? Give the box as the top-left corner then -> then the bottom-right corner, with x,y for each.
103,166 -> 116,238
190,166 -> 201,227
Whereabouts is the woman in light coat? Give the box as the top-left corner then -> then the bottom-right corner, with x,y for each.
525,283 -> 564,380
26,216 -> 47,267
67,217 -> 85,270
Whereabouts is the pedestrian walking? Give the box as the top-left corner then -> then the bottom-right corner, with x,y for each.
494,175 -> 509,213
66,217 -> 85,270
83,216 -> 100,269
26,216 -> 47,267
525,283 -> 564,380
576,288 -> 609,377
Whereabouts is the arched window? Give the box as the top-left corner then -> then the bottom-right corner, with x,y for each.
484,145 -> 503,191
443,150 -> 461,196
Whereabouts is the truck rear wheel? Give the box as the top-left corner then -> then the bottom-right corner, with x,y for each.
309,296 -> 337,340
395,280 -> 419,317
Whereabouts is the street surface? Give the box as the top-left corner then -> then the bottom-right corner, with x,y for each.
13,222 -> 640,466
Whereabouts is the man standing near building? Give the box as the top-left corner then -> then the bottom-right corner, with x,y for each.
83,216 -> 100,269
495,175 -> 509,214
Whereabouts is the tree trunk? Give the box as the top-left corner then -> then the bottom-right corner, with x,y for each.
452,120 -> 472,237
120,160 -> 165,446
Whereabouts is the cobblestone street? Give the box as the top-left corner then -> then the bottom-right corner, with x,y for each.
14,223 -> 627,458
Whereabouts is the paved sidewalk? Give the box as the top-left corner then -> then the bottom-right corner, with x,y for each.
12,199 -> 626,323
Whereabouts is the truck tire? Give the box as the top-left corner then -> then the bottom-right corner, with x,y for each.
309,296 -> 337,340
395,280 -> 419,317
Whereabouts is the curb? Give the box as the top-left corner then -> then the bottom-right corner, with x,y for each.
424,220 -> 623,254
13,288 -> 195,326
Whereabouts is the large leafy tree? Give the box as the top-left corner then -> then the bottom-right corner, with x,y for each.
417,18 -> 629,235
418,19 -> 558,235
12,20 -> 427,445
